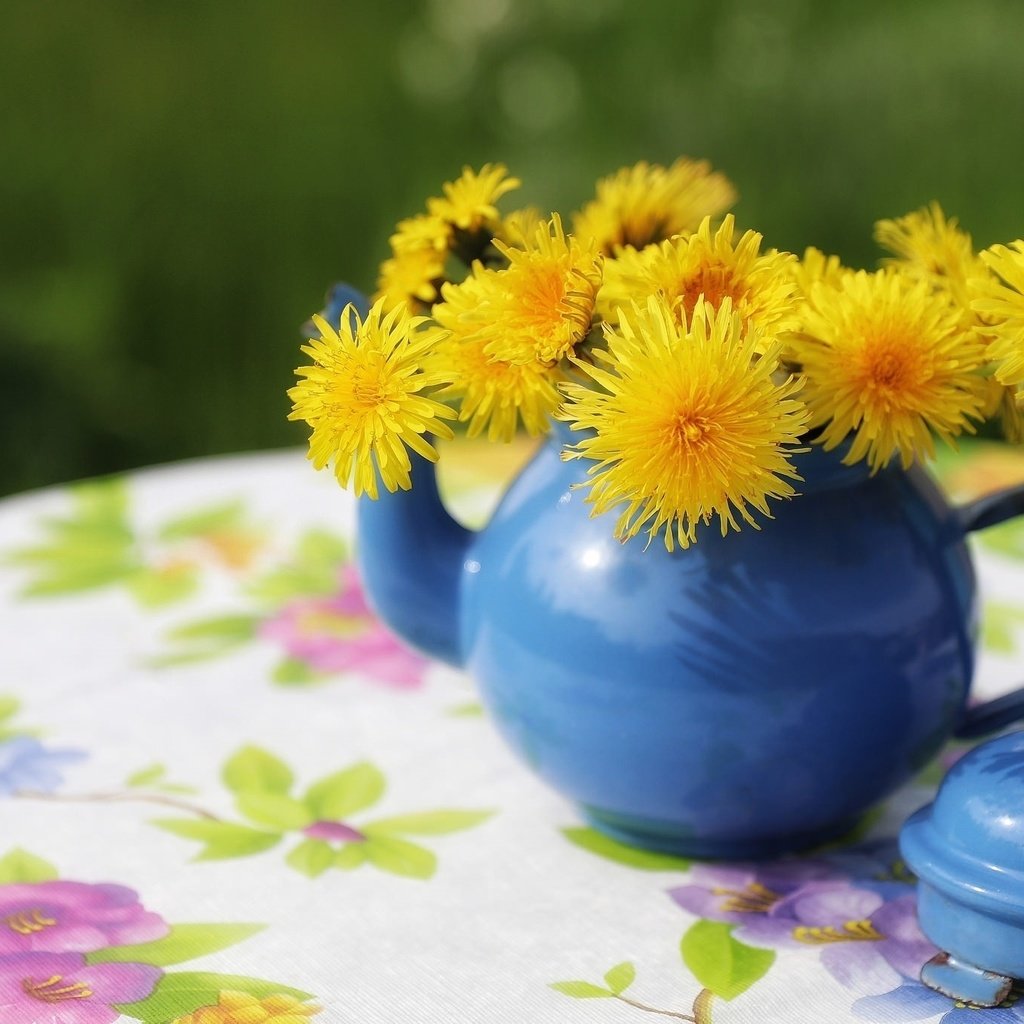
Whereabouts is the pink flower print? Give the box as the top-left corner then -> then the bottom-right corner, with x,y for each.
0,881 -> 169,955
302,821 -> 365,843
0,951 -> 161,1024
260,566 -> 428,688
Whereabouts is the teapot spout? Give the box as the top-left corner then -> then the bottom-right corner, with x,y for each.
356,451 -> 471,668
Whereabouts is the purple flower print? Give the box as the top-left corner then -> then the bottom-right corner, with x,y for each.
0,881 -> 169,955
260,566 -> 428,687
0,951 -> 161,1024
669,853 -> 935,997
746,887 -> 935,995
669,860 -> 848,925
0,737 -> 85,795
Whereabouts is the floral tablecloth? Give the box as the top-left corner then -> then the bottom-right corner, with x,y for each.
2,439 -> 1024,1024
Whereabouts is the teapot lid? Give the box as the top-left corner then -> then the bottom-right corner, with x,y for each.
900,731 -> 1024,921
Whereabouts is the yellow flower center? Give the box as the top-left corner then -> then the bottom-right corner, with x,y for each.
339,355 -> 393,412
22,974 -> 93,1002
869,350 -> 909,388
792,919 -> 884,944
522,265 -> 574,333
678,264 -> 744,320
711,882 -> 781,914
6,909 -> 57,935
852,332 -> 933,410
172,989 -> 321,1024
672,414 -> 714,449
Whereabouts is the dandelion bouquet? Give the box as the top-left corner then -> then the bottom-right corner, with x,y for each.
289,161 -> 1024,549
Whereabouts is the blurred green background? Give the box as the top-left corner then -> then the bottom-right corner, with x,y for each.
3,0 -> 1022,495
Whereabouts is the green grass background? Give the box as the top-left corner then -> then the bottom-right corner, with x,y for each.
2,0 -> 1022,494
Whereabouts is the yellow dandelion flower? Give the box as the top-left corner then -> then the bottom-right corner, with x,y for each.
991,331 -> 1024,388
573,158 -> 737,254
389,212 -> 451,255
1004,388 -> 1024,443
561,296 -> 808,550
875,202 -> 984,310
973,240 -> 1024,387
482,213 -> 603,366
495,206 -> 544,249
429,268 -> 561,441
792,247 -> 849,303
596,242 -> 661,323
436,335 -> 560,441
789,269 -> 989,471
172,989 -> 320,1024
983,377 -> 1024,444
598,214 -> 799,344
374,247 -> 446,313
427,163 -> 521,233
288,299 -> 456,499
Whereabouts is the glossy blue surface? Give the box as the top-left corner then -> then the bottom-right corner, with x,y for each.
301,283 -> 369,337
901,732 -> 1024,1004
357,422 -> 1024,858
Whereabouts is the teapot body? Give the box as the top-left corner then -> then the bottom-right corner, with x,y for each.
458,431 -> 977,857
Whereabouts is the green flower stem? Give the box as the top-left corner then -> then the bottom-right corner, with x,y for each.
693,989 -> 714,1024
17,789 -> 222,821
611,993 -> 696,1021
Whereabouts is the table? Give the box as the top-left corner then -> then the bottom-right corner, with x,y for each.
2,440 -> 1024,1024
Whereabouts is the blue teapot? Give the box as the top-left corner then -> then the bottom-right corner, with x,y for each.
357,418 -> 1024,859
902,731 -> 1024,1007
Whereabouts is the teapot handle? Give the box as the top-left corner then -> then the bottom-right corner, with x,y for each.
954,480 -> 1024,739
956,481 -> 1024,535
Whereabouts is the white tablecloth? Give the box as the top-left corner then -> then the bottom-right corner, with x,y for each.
2,441 -> 1024,1024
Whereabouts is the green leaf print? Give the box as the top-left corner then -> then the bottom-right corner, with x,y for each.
116,972 -> 313,1024
18,558 -> 140,597
126,564 -> 200,607
222,745 -> 294,795
158,501 -> 248,542
87,923 -> 264,967
561,827 -> 692,871
271,656 -> 322,686
680,920 -> 775,1001
549,981 -> 614,998
304,761 -> 385,819
981,517 -> 1024,561
152,613 -> 262,667
603,961 -> 636,995
127,764 -> 167,788
286,839 -> 335,879
10,482 -> 265,608
333,844 -> 368,870
363,810 -> 493,836
236,792 -> 314,831
0,848 -> 59,883
983,601 -> 1024,654
154,749 -> 490,879
363,836 -> 437,879
152,820 -> 282,860
0,698 -> 32,743
448,700 -> 484,717
0,697 -> 21,722
246,528 -> 349,605
168,615 -> 261,645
